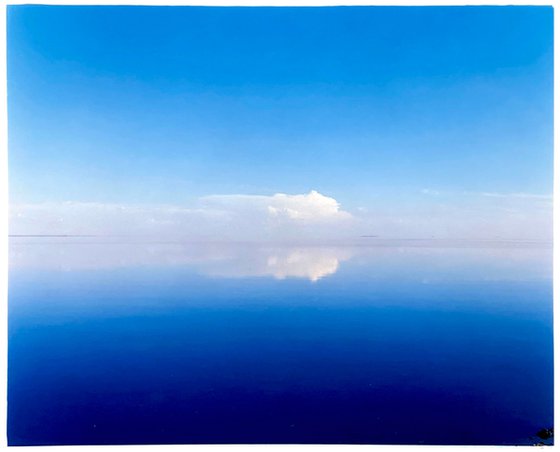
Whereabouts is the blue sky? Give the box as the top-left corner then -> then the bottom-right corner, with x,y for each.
7,6 -> 554,240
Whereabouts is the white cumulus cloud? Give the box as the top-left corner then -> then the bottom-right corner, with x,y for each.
202,190 -> 352,223
266,190 -> 352,222
10,190 -> 355,241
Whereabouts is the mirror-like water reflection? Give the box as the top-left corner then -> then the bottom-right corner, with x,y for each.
8,239 -> 553,445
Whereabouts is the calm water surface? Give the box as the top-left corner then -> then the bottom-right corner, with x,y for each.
8,239 -> 553,445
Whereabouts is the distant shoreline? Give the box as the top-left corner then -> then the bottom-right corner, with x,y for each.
8,234 -> 98,238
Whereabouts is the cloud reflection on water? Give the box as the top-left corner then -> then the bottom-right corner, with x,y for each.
9,238 -> 552,283
9,240 -> 354,282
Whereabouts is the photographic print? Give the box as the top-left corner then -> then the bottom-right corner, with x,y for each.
6,4 -> 554,446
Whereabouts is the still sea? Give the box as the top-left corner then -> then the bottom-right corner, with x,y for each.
8,238 -> 553,445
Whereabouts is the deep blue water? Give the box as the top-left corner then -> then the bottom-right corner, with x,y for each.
8,241 -> 554,445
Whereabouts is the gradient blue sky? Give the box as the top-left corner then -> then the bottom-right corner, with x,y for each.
7,6 -> 554,240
